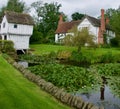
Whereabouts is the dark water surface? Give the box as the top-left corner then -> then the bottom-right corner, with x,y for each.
75,85 -> 120,109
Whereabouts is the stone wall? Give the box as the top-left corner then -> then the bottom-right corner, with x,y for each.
4,55 -> 104,109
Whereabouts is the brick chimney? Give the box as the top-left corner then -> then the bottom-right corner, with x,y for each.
98,9 -> 105,44
101,9 -> 105,32
58,14 -> 63,25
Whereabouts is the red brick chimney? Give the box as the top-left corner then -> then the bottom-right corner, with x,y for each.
101,9 -> 105,32
58,14 -> 63,25
98,9 -> 106,44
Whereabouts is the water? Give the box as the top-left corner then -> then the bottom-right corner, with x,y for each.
18,61 -> 120,109
18,61 -> 28,68
75,85 -> 120,109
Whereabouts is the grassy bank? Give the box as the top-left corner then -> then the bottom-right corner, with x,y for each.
30,44 -> 120,56
0,55 -> 69,109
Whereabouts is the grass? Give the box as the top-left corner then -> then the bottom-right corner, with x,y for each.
30,44 -> 76,55
30,44 -> 120,56
0,55 -> 70,109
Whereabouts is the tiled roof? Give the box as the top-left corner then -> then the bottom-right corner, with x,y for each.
5,11 -> 34,25
55,20 -> 81,33
86,15 -> 111,30
86,15 -> 100,27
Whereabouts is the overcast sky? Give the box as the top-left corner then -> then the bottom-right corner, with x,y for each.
0,0 -> 120,19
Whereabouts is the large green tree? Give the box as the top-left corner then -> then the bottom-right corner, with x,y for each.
106,7 -> 120,46
31,1 -> 62,43
0,0 -> 26,17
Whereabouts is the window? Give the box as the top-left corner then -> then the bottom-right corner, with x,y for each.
4,35 -> 7,40
3,22 -> 5,28
14,24 -> 17,28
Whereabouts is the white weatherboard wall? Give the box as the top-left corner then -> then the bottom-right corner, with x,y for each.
77,18 -> 99,43
7,35 -> 30,49
0,16 -> 9,35
8,23 -> 33,35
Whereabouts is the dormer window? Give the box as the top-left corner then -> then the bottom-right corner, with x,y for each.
14,24 -> 17,28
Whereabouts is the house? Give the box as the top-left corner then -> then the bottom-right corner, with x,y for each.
55,9 -> 115,44
0,11 -> 34,53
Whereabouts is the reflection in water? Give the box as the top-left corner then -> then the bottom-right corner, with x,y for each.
100,76 -> 106,101
100,85 -> 105,100
18,61 -> 28,68
76,86 -> 120,109
75,76 -> 120,109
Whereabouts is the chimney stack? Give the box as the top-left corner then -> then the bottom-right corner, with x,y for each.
58,14 -> 63,25
101,9 -> 105,32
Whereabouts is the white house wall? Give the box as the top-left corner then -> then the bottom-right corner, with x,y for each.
8,23 -> 33,35
0,16 -> 9,34
77,18 -> 99,43
8,35 -> 30,50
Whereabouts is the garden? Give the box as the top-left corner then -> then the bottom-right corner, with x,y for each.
18,44 -> 120,109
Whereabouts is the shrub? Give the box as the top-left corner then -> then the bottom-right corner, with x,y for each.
98,52 -> 115,63
110,37 -> 119,47
57,50 -> 71,60
70,51 -> 93,64
0,40 -> 15,54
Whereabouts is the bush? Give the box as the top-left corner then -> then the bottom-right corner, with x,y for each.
70,51 -> 93,64
0,40 -> 15,54
98,52 -> 115,63
110,37 -> 119,47
57,50 -> 71,60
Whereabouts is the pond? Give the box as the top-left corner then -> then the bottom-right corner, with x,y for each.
18,61 -> 120,109
75,85 -> 120,109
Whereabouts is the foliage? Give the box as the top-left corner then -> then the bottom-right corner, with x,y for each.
18,54 -> 56,64
0,55 -> 69,109
0,0 -> 26,17
57,50 -> 71,59
70,51 -> 120,64
107,7 -> 120,46
71,12 -> 84,20
31,1 -> 62,43
63,26 -> 95,52
28,63 -> 97,92
110,37 -> 119,47
70,51 -> 94,64
30,26 -> 43,44
108,77 -> 120,97
90,63 -> 120,77
90,63 -> 120,97
0,40 -> 15,54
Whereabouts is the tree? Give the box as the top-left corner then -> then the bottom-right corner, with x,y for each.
31,1 -> 62,42
108,7 -> 120,46
6,0 -> 25,13
71,12 -> 84,21
63,26 -> 95,52
0,0 -> 26,17
105,8 -> 116,19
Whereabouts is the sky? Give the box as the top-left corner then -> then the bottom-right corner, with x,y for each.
0,0 -> 120,19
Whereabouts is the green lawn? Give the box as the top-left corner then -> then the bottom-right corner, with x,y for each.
30,44 -> 120,56
0,55 -> 70,109
30,44 -> 76,55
